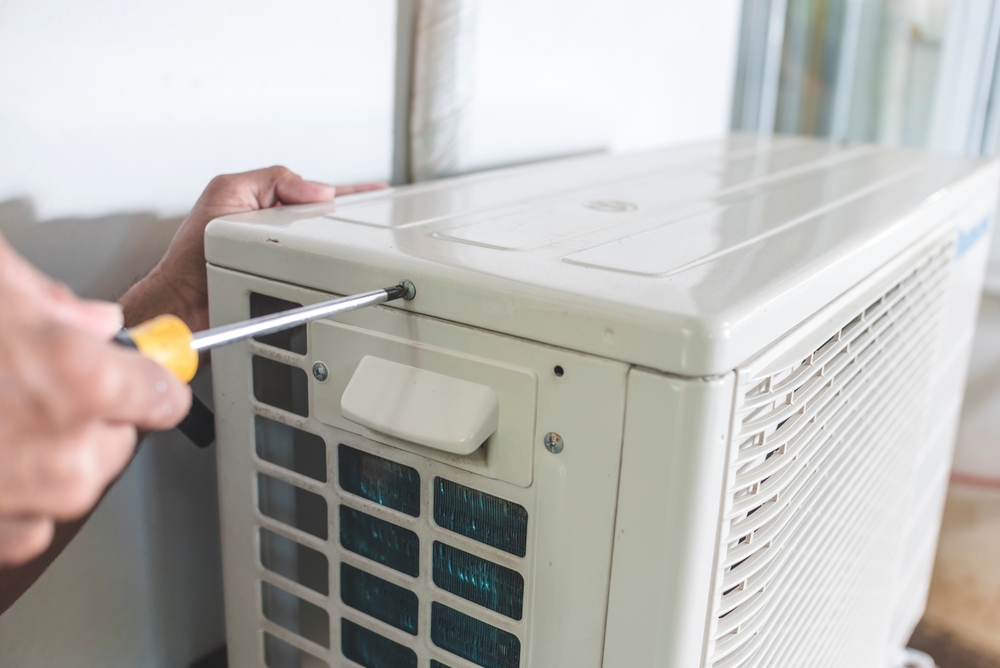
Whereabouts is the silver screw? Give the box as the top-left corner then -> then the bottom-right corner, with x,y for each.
312,362 -> 329,382
544,432 -> 563,454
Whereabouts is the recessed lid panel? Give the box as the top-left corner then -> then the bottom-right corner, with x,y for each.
562,148 -> 924,276
205,135 -> 996,376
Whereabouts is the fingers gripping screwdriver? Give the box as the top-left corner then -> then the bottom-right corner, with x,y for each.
114,280 -> 416,447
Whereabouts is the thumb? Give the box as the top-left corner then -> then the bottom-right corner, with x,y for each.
55,299 -> 124,339
38,283 -> 123,339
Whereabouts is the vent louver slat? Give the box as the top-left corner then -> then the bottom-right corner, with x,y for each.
704,241 -> 952,668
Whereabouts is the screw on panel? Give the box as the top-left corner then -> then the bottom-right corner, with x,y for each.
544,432 -> 563,454
312,362 -> 329,382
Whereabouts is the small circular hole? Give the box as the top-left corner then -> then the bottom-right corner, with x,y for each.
554,365 -> 564,377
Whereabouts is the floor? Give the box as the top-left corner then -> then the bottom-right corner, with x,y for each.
910,483 -> 1000,668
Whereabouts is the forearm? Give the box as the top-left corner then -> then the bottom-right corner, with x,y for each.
118,266 -> 206,331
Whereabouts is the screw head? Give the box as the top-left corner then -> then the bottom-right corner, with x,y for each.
312,362 -> 329,382
544,432 -> 564,454
399,279 -> 416,301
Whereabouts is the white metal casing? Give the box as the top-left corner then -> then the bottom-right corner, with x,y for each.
206,135 -> 997,668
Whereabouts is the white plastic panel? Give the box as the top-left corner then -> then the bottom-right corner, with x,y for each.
945,205 -> 998,482
562,149 -> 922,275
311,319 -> 536,488
209,265 -> 629,668
436,141 -> 858,250
326,135 -> 785,228
206,138 -> 999,376
603,368 -> 735,668
341,356 -> 499,456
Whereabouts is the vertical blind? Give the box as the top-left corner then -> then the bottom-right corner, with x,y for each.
732,0 -> 1000,157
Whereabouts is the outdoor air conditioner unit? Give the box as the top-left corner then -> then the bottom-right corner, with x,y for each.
205,135 -> 997,668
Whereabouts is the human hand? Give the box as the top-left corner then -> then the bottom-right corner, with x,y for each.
119,166 -> 386,331
0,237 -> 190,565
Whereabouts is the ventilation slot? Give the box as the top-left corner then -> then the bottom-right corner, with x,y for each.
431,602 -> 521,668
263,631 -> 328,667
251,292 -> 307,354
260,528 -> 329,595
253,356 -> 309,417
256,416 -> 327,482
261,581 -> 330,648
341,618 -> 417,668
704,242 -> 953,668
434,478 -> 528,557
433,541 -> 524,620
341,563 -> 418,635
250,439 -> 528,665
258,473 -> 327,540
339,506 -> 420,577
339,444 -> 421,517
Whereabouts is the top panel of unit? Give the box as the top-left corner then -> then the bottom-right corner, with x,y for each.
205,134 -> 996,376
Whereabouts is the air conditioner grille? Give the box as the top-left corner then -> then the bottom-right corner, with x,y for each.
433,478 -> 530,558
341,617 -> 417,668
247,339 -> 531,668
432,541 -> 526,620
430,602 -> 522,668
705,240 -> 952,668
338,505 -> 421,578
338,444 -> 421,517
340,562 -> 419,635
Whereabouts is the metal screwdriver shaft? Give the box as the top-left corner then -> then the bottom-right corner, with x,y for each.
190,280 -> 416,352
114,280 -> 416,449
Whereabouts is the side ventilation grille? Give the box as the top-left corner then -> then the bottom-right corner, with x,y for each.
247,317 -> 531,668
704,241 -> 953,668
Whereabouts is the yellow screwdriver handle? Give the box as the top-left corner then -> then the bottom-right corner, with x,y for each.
127,314 -> 199,383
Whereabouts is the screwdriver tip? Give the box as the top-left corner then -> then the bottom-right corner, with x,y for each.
387,280 -> 416,301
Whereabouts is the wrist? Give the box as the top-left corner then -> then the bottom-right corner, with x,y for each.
119,264 -> 207,332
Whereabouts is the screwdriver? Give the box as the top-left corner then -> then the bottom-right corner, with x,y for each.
113,280 -> 416,446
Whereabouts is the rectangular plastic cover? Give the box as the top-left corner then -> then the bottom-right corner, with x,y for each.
341,356 -> 499,455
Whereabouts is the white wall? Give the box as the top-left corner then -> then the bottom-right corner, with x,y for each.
460,0 -> 742,171
0,1 -> 397,666
0,0 -> 396,220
